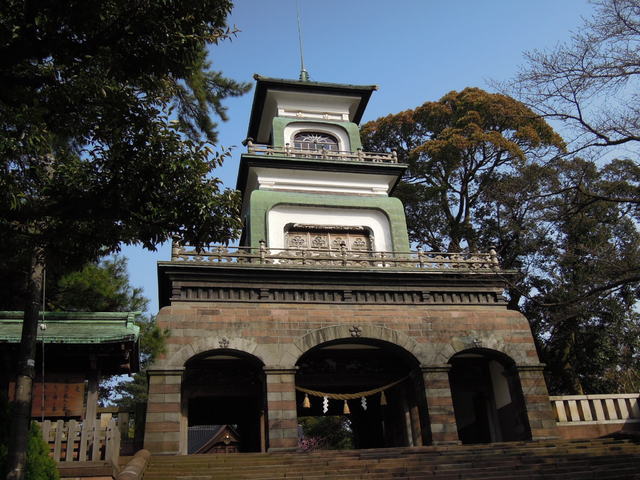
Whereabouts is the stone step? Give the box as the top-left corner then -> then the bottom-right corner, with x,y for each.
142,438 -> 640,480
145,450 -> 637,471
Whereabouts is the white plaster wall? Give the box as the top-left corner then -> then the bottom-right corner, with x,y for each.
272,91 -> 360,120
283,122 -> 351,151
267,205 -> 392,251
253,167 -> 394,196
489,360 -> 512,409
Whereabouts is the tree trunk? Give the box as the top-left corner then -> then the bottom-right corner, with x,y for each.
6,246 -> 45,480
560,332 -> 584,395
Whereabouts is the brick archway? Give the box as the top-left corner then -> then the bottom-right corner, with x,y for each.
294,324 -> 423,363
294,325 -> 426,449
166,336 -> 264,369
447,347 -> 532,444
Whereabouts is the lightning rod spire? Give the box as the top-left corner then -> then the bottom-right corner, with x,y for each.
296,1 -> 309,82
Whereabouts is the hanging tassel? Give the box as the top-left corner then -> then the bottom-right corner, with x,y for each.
380,391 -> 387,406
343,400 -> 350,414
302,393 -> 311,408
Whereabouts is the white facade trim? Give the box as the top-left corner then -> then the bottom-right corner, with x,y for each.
256,90 -> 361,142
267,205 -> 392,251
252,167 -> 394,197
278,108 -> 347,122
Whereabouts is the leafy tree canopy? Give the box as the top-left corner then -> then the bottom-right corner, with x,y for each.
1,0 -> 251,260
50,257 -> 148,313
502,0 -> 640,393
362,90 -> 640,394
361,87 -> 565,252
1,2 -> 250,476
523,158 -> 640,394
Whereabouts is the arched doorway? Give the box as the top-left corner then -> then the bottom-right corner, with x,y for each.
448,349 -> 531,444
182,350 -> 265,453
295,339 -> 425,449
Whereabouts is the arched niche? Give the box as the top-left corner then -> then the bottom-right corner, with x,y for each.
295,337 -> 426,449
447,348 -> 531,444
182,349 -> 266,453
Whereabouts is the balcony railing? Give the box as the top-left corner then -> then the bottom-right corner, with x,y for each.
550,394 -> 640,425
246,140 -> 399,164
170,241 -> 501,271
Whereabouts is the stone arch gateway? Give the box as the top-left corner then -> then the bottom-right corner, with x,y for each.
144,75 -> 559,454
295,337 -> 426,448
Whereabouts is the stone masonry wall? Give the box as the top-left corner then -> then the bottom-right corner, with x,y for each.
144,301 -> 556,453
155,302 -> 539,367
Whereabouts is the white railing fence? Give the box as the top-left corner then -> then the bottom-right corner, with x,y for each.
550,393 -> 640,425
38,418 -> 120,465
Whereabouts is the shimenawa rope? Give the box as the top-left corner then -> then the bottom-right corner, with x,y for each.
295,375 -> 408,400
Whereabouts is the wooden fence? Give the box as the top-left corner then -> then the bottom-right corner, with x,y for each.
38,418 -> 120,465
550,393 -> 640,425
97,405 -> 145,455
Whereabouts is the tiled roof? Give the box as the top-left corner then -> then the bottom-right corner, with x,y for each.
0,311 -> 140,344
188,425 -> 225,454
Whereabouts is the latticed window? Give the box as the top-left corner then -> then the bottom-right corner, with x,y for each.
285,225 -> 372,251
293,132 -> 339,151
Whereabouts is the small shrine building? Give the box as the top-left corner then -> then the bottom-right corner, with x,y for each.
0,311 -> 140,425
144,75 -> 558,454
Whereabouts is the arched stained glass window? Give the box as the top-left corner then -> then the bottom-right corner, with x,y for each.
293,132 -> 339,151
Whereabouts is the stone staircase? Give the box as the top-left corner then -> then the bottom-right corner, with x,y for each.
142,438 -> 640,480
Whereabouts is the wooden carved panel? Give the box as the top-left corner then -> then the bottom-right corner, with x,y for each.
286,226 -> 372,251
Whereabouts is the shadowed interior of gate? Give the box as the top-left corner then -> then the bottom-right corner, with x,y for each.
295,339 -> 426,448
183,350 -> 265,453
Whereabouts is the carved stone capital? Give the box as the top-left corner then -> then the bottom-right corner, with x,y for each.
420,364 -> 452,374
263,366 -> 298,375
146,368 -> 184,377
515,363 -> 546,373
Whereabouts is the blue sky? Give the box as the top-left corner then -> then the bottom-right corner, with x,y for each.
121,0 -> 597,314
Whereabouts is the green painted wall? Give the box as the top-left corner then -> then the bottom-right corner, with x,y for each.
247,190 -> 410,251
271,118 -> 363,151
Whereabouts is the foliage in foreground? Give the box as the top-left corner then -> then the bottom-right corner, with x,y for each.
0,402 -> 59,480
298,416 -> 353,451
0,1 -> 249,473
